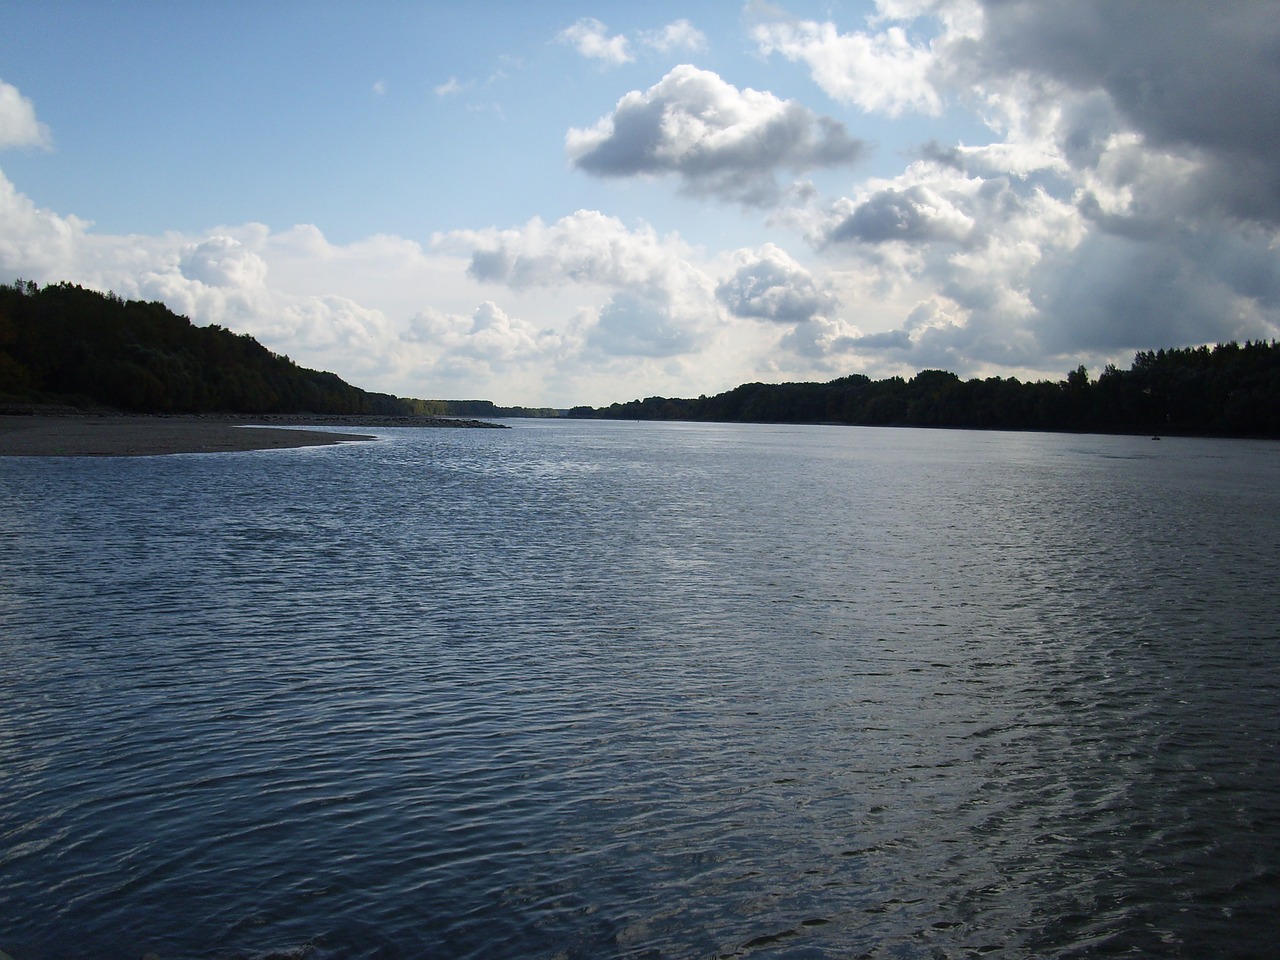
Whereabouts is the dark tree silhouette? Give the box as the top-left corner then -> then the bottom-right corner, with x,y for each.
0,280 -> 412,414
570,343 -> 1280,437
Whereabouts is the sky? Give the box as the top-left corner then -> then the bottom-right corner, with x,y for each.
1,0 -> 1278,407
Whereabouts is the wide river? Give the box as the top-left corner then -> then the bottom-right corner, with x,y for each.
2,420 -> 1277,959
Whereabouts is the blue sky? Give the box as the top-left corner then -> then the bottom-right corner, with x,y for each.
2,1 -> 1278,406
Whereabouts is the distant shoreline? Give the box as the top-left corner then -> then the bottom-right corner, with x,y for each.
0,413 -> 502,458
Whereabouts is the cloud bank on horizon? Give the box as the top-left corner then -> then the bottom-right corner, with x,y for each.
1,0 -> 1277,407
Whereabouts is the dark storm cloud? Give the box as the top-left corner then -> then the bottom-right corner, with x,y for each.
975,0 -> 1280,220
1032,222 -> 1280,357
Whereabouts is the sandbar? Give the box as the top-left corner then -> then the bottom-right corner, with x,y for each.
0,415 -> 376,457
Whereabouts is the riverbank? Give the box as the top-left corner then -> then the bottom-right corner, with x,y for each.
0,412 -> 503,457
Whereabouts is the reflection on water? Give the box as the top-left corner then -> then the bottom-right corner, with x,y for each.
1,422 -> 1278,959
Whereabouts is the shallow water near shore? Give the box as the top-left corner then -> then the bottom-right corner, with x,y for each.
2,420 -> 1278,959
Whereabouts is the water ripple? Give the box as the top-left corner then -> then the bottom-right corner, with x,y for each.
1,424 -> 1278,959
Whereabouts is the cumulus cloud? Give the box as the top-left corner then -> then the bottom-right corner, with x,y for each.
453,209 -> 700,296
751,13 -> 947,116
0,142 -> 740,400
5,7 -> 1280,404
716,243 -> 837,322
0,166 -> 407,382
180,236 -> 268,288
558,18 -> 708,65
0,81 -> 51,149
588,291 -> 706,357
0,170 -> 91,277
465,301 -> 561,362
752,0 -> 1280,224
567,65 -> 865,206
779,314 -> 863,361
973,0 -> 1280,222
798,156 -> 1087,370
558,18 -> 632,65
827,183 -> 974,244
273,294 -> 394,357
640,20 -> 708,54
406,301 -> 565,368
739,0 -> 1280,376
446,209 -> 721,360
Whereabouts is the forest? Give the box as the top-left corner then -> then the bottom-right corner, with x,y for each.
0,280 -> 419,415
4,279 -> 1277,434
570,342 -> 1280,437
400,398 -> 561,419
0,280 -> 568,417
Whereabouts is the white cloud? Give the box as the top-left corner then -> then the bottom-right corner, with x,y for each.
5,3 -> 1280,410
452,209 -> 699,295
434,77 -> 470,97
780,314 -> 864,361
567,65 -> 865,206
640,20 -> 708,54
717,243 -> 837,323
0,170 -> 90,277
275,294 -> 393,356
796,155 -> 1090,370
0,169 -> 749,401
752,14 -> 948,116
0,81 -> 51,149
406,301 -> 566,370
826,183 -> 974,245
180,236 -> 268,288
558,18 -> 633,65
446,210 -> 723,361
588,291 -> 706,358
464,301 -> 563,363
736,0 -> 1280,378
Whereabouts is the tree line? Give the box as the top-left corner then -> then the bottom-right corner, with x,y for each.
5,279 -> 1276,433
569,343 -> 1280,437
0,280 -> 566,417
0,280 -> 420,414
401,398 -> 561,419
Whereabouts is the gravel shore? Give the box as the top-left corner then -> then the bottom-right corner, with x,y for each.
0,413 -> 501,457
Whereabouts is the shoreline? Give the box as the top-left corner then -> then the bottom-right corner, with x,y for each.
0,413 -> 498,458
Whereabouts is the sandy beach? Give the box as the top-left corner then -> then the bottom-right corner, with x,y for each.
0,415 -> 378,457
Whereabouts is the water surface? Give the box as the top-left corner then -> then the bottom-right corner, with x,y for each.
2,422 -> 1277,958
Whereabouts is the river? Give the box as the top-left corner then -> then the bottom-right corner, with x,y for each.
2,420 -> 1277,959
